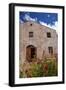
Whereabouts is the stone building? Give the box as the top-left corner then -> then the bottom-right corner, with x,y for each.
19,21 -> 58,64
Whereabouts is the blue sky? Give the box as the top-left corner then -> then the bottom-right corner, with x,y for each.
19,12 -> 58,30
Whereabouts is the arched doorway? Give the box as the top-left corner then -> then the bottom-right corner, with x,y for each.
26,45 -> 37,62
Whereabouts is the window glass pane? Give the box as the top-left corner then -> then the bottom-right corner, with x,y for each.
48,47 -> 53,54
29,32 -> 33,37
47,32 -> 51,38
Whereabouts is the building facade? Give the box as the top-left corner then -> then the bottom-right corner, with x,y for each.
19,21 -> 58,64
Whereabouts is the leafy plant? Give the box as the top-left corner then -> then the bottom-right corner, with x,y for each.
31,62 -> 44,77
21,57 -> 58,78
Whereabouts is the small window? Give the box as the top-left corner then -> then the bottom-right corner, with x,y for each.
48,47 -> 53,54
29,32 -> 33,37
47,32 -> 51,38
30,23 -> 32,26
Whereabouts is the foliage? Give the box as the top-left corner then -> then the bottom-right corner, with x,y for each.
31,62 -> 44,77
20,57 -> 58,78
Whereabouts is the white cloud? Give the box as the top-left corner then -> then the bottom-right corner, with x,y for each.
51,21 -> 58,29
24,14 -> 30,21
50,21 -> 58,33
24,13 -> 37,22
20,19 -> 24,24
39,21 -> 48,27
39,21 -> 58,33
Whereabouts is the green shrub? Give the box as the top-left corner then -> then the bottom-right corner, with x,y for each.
31,63 -> 44,77
21,57 -> 58,78
43,58 -> 58,76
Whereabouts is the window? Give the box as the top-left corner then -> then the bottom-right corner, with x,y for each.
30,23 -> 32,26
29,32 -> 33,37
48,47 -> 53,54
47,32 -> 51,38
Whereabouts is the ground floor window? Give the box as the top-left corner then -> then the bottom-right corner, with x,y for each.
48,47 -> 53,54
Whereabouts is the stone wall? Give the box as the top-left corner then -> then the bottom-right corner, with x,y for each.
19,21 -> 58,65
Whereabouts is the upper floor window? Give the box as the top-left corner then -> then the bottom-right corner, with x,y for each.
29,32 -> 33,37
47,32 -> 51,38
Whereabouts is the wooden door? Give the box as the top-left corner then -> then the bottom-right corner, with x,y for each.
26,45 -> 37,62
